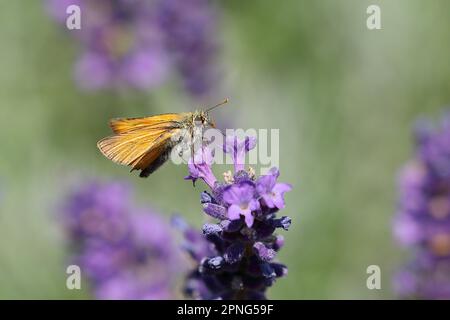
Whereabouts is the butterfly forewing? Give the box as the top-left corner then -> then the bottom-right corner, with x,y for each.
109,113 -> 189,134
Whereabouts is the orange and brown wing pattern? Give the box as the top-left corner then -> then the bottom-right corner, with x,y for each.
97,113 -> 188,176
109,113 -> 189,134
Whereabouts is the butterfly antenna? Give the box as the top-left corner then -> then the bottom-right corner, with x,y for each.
205,98 -> 229,113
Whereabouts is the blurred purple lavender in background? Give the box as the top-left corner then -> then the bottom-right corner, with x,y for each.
63,181 -> 180,299
177,135 -> 292,300
45,0 -> 219,96
46,0 -> 169,91
393,113 -> 450,299
156,0 -> 219,97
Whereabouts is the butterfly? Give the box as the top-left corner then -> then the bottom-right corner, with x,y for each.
97,99 -> 228,177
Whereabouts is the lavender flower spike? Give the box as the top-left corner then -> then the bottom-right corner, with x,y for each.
393,112 -> 450,299
179,135 -> 292,300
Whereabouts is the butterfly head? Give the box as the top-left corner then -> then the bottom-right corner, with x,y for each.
196,98 -> 228,128
194,110 -> 215,128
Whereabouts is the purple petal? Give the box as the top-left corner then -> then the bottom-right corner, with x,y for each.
249,199 -> 261,212
261,194 -> 275,208
272,183 -> 292,209
241,208 -> 254,227
272,193 -> 286,209
223,182 -> 256,205
227,204 -> 242,221
256,174 -> 277,195
273,183 -> 292,195
268,167 -> 280,178
222,186 -> 241,204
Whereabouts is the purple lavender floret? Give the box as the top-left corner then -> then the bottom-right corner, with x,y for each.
63,181 -> 180,299
393,113 -> 450,299
179,135 -> 292,300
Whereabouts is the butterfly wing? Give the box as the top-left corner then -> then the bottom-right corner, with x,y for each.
97,113 -> 189,176
109,113 -> 187,134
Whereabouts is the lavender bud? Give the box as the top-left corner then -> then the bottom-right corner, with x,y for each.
203,203 -> 227,219
272,216 -> 292,230
202,223 -> 222,236
224,242 -> 245,264
253,242 -> 276,262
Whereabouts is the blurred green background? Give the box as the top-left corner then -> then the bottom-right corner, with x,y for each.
1,0 -> 450,299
